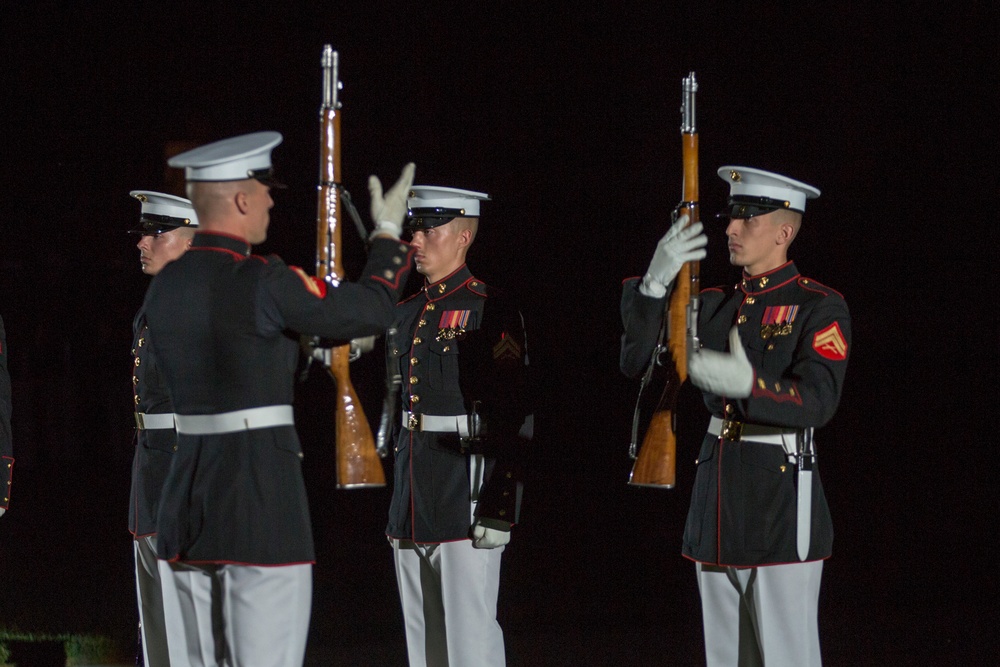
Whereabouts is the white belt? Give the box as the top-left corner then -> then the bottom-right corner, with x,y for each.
708,416 -> 799,448
135,412 -> 176,430
401,411 -> 471,437
174,405 -> 295,435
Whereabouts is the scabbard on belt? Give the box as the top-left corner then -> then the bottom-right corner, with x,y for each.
708,416 -> 814,561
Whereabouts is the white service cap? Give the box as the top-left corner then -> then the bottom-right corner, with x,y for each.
718,166 -> 820,216
168,131 -> 284,186
128,190 -> 198,234
406,185 -> 491,230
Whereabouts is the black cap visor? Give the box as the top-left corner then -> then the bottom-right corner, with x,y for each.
248,167 -> 287,189
404,207 -> 466,231
716,195 -> 797,220
127,214 -> 195,236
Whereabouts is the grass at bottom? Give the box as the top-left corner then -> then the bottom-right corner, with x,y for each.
0,630 -> 122,665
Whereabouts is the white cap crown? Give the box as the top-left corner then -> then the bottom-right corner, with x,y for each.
168,131 -> 283,183
718,166 -> 820,214
407,185 -> 491,217
129,190 -> 199,232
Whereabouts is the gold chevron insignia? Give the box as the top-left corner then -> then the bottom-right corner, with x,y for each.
813,322 -> 847,360
493,334 -> 521,361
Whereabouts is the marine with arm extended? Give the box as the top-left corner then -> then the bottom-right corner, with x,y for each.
144,130 -> 416,666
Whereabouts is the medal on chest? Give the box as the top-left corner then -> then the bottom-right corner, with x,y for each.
760,305 -> 799,339
436,309 -> 471,341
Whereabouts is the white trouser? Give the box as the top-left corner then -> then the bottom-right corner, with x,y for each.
696,560 -> 824,667
158,560 -> 312,667
134,536 -> 172,667
392,539 -> 505,667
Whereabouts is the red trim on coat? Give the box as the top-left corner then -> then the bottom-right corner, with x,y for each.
751,380 -> 804,405
798,277 -> 845,300
372,245 -> 416,292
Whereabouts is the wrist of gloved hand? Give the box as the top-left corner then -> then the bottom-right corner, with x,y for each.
688,326 -> 753,398
639,274 -> 669,299
370,219 -> 402,240
471,521 -> 510,549
368,163 -> 415,236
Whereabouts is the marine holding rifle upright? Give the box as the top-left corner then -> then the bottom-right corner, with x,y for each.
142,131 -> 416,667
386,186 -> 531,667
621,166 -> 850,666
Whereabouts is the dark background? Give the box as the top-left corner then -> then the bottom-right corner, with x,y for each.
1,2 -> 996,665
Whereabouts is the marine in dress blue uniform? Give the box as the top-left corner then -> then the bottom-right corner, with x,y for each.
143,131 -> 416,667
128,190 -> 199,667
387,186 -> 530,667
621,167 -> 850,666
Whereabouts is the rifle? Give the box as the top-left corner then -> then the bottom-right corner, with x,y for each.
628,72 -> 701,489
316,45 -> 385,488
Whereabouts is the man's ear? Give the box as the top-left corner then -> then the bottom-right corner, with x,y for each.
776,222 -> 794,246
234,189 -> 250,215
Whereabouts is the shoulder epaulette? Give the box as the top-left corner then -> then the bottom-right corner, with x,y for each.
466,276 -> 489,297
797,277 -> 844,300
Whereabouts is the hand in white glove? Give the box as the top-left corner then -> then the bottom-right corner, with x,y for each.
0,507 -> 5,517
689,326 -> 753,398
640,214 -> 708,298
471,521 -> 511,549
368,162 -> 416,240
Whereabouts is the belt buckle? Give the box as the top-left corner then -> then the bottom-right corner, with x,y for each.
407,413 -> 420,431
721,418 -> 743,441
134,412 -> 145,430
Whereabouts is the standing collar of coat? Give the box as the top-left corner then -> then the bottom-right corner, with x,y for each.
739,261 -> 799,294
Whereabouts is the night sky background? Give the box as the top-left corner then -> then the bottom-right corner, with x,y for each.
1,2 -> 996,665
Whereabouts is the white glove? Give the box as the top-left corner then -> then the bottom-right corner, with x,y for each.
640,214 -> 708,298
689,327 -> 753,398
471,521 -> 511,549
0,507 -> 5,518
368,162 -> 416,240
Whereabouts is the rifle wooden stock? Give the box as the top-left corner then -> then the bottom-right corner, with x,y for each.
629,72 -> 700,489
317,46 -> 385,489
629,364 -> 681,488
